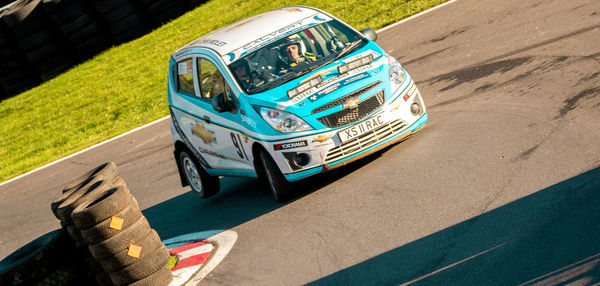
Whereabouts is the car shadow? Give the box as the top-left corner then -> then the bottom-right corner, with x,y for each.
142,141 -> 396,240
306,166 -> 600,285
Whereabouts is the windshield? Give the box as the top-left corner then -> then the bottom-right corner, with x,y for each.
228,20 -> 366,95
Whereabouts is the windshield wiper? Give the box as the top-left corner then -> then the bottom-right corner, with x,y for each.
248,72 -> 296,94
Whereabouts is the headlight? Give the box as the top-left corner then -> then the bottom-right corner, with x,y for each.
388,55 -> 405,93
257,106 -> 312,133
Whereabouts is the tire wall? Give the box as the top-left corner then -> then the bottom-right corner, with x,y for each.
0,0 -> 206,99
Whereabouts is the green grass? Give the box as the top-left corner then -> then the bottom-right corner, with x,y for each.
0,0 -> 448,182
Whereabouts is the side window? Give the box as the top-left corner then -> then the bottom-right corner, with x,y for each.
198,59 -> 230,101
176,58 -> 195,94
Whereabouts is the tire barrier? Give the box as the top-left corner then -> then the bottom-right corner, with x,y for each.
0,0 -> 204,99
2,0 -> 76,81
0,5 -> 40,98
53,161 -> 172,285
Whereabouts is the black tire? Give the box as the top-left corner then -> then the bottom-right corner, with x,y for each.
259,149 -> 294,202
144,0 -> 183,16
101,2 -> 135,23
113,24 -> 147,43
129,264 -> 173,286
108,244 -> 170,286
2,0 -> 41,27
58,12 -> 93,35
60,161 -> 119,194
23,40 -> 58,62
88,217 -> 152,260
65,224 -> 84,241
179,149 -> 219,199
16,29 -> 51,50
93,0 -> 128,14
37,56 -> 74,80
99,229 -> 162,273
53,175 -> 123,223
68,19 -> 100,42
108,11 -> 147,35
74,33 -> 110,59
71,184 -> 133,229
44,0 -> 86,24
148,4 -> 186,26
80,201 -> 143,245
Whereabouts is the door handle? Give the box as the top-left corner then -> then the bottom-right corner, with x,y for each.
203,116 -> 211,123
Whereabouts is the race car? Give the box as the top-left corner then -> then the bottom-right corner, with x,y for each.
168,6 -> 427,202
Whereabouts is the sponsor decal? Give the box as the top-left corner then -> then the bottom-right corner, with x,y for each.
343,72 -> 369,85
198,146 -> 228,160
191,123 -> 217,144
224,15 -> 331,64
273,140 -> 308,151
291,86 -> 318,104
178,62 -> 193,75
318,82 -> 340,96
169,108 -> 210,168
287,8 -> 301,12
192,38 -> 227,47
343,50 -> 381,63
242,134 -> 250,143
241,114 -> 257,128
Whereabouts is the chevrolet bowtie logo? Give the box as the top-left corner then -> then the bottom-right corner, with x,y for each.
343,97 -> 360,109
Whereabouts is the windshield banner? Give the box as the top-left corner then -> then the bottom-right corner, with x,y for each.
224,15 -> 332,64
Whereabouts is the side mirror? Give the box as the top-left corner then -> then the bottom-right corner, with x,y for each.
211,92 -> 238,113
360,28 -> 377,42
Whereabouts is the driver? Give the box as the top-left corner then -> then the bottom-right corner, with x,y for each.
280,36 -> 316,69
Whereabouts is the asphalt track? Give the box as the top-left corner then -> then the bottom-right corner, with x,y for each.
1,0 -> 600,284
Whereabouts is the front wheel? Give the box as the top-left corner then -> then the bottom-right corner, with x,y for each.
259,149 -> 294,202
179,150 -> 220,199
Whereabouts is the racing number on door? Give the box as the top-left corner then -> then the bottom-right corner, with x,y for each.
230,133 -> 248,160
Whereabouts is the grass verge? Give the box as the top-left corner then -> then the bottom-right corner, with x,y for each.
0,0 -> 448,182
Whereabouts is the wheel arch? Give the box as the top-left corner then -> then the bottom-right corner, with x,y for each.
173,140 -> 189,187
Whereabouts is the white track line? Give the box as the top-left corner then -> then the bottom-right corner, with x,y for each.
0,116 -> 170,187
0,0 -> 458,187
377,0 -> 458,33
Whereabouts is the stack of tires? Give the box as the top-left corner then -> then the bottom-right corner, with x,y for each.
0,5 -> 40,98
51,162 -> 172,286
42,0 -> 111,61
1,0 -> 75,81
92,0 -> 150,44
138,0 -> 186,27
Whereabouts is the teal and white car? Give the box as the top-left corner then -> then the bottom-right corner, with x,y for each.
168,6 -> 427,202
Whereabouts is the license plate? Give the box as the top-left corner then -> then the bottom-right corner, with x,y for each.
338,114 -> 387,143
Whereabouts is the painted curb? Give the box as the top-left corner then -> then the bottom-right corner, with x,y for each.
163,230 -> 238,285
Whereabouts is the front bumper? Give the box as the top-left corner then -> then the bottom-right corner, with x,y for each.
267,78 -> 428,182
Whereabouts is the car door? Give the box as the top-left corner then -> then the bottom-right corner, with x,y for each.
190,56 -> 253,172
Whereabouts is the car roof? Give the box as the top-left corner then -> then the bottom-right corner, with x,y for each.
177,6 -> 322,58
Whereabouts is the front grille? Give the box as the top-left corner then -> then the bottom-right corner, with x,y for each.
324,118 -> 407,164
317,89 -> 385,128
312,81 -> 381,114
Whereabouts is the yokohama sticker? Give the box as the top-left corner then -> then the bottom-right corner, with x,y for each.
273,140 -> 308,150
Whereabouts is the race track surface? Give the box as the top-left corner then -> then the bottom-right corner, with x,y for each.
1,0 -> 599,284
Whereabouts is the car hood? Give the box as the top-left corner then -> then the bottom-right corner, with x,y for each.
247,43 -> 390,118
